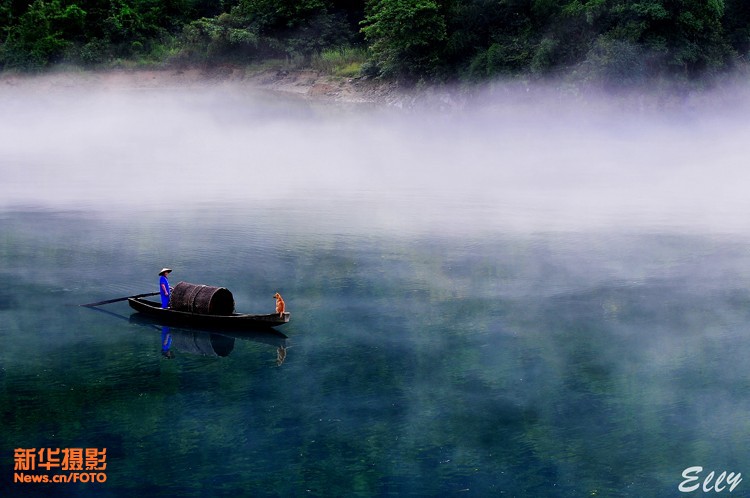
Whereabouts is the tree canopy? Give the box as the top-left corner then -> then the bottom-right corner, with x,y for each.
1,0 -> 748,84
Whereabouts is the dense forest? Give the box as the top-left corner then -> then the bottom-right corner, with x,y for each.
1,0 -> 749,86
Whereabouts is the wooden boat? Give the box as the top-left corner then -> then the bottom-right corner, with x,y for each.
128,297 -> 290,330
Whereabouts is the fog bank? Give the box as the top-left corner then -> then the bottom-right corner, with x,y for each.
2,73 -> 750,234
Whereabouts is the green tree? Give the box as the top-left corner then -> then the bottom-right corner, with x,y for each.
0,0 -> 743,81
525,0 -> 732,82
71,0 -> 224,64
598,0 -> 730,78
181,0 -> 353,63
236,0 -> 351,56
723,0 -> 750,57
2,0 -> 84,69
0,0 -> 11,28
361,0 -> 447,81
445,0 -> 535,79
0,0 -> 13,57
181,12 -> 258,63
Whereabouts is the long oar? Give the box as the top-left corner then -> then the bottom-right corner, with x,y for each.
79,292 -> 160,308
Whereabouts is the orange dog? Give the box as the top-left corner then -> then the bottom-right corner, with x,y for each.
274,292 -> 285,317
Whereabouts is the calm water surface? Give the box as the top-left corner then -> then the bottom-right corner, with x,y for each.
3,82 -> 750,497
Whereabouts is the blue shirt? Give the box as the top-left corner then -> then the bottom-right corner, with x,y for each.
159,275 -> 170,308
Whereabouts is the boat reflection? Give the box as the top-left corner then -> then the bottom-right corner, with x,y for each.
129,314 -> 289,363
159,325 -> 235,358
82,305 -> 289,363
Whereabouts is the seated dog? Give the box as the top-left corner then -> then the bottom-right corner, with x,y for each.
274,292 -> 285,317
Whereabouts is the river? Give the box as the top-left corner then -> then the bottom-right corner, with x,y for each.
2,75 -> 750,496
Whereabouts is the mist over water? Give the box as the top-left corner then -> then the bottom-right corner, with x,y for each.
3,76 -> 750,234
4,75 -> 750,496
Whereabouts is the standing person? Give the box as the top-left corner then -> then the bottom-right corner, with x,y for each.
159,268 -> 172,308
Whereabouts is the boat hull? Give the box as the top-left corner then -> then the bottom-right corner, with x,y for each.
128,298 -> 290,330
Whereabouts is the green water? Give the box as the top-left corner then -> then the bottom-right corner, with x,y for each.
3,83 -> 750,497
3,205 -> 750,497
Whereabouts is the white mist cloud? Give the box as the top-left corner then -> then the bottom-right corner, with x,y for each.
2,76 -> 750,234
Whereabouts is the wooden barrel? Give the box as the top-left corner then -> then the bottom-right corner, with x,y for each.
170,281 -> 235,315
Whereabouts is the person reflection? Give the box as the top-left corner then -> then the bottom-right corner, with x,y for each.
161,326 -> 174,359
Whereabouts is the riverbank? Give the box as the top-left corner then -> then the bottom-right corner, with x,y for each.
3,64 -> 749,116
0,65 -> 406,106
